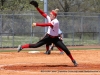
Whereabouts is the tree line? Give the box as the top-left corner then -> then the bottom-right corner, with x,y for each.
0,0 -> 100,13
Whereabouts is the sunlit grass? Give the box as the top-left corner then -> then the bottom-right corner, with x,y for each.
0,36 -> 99,47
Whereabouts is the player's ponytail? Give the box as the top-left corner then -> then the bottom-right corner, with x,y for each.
54,8 -> 59,14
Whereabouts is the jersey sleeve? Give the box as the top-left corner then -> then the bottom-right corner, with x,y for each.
36,23 -> 53,27
36,7 -> 47,18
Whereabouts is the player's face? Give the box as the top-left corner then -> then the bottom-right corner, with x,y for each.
49,12 -> 55,20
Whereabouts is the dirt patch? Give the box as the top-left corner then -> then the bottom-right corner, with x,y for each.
0,50 -> 100,75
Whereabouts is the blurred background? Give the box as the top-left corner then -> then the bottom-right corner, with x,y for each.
0,0 -> 100,47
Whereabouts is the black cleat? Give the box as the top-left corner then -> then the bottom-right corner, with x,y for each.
17,45 -> 22,52
44,50 -> 51,55
72,60 -> 78,67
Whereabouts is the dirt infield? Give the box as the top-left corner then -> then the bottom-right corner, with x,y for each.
0,48 -> 100,75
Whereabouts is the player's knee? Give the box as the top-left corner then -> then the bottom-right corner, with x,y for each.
29,44 -> 37,48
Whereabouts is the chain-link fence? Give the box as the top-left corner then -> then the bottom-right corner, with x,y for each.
0,12 -> 100,47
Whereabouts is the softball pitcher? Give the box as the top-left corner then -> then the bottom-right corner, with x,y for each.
17,0 -> 78,66
45,29 -> 64,54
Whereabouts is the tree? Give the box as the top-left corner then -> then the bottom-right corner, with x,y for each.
1,0 -> 5,6
48,0 -> 100,13
1,0 -> 100,13
0,0 -> 44,13
57,0 -> 69,12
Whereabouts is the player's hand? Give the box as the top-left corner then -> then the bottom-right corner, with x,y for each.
59,37 -> 63,41
60,38 -> 63,41
32,23 -> 36,27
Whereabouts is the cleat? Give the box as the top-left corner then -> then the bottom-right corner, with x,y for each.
44,50 -> 48,54
47,50 -> 51,54
44,50 -> 51,55
72,60 -> 78,67
17,45 -> 22,52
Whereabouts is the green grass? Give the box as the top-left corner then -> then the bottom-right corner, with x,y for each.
0,36 -> 100,47
63,38 -> 99,45
0,36 -> 40,47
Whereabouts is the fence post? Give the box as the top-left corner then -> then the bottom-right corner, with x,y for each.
12,14 -> 14,48
0,15 -> 2,47
72,14 -> 75,46
44,0 -> 48,33
80,16 -> 83,45
30,13 -> 33,43
98,15 -> 100,45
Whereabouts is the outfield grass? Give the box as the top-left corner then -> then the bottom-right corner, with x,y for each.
0,36 -> 100,47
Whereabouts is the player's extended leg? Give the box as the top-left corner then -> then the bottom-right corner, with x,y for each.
17,34 -> 50,52
53,38 -> 78,66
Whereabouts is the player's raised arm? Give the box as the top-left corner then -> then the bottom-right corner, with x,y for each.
30,0 -> 47,18
36,7 -> 47,18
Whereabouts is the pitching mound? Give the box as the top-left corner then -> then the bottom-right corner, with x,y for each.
0,50 -> 100,75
